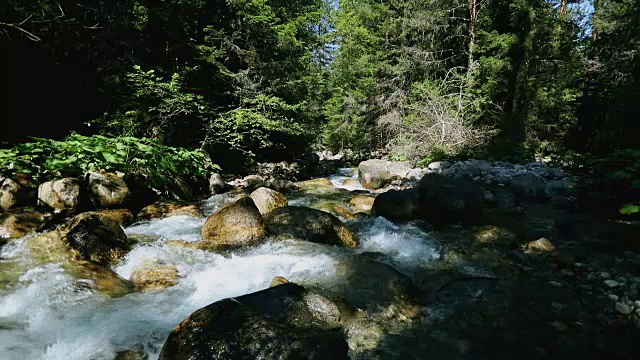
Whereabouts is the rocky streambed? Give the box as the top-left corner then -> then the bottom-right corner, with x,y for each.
0,161 -> 639,359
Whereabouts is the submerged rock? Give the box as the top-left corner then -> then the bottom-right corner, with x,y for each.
342,178 -> 361,187
250,187 -> 288,216
265,206 -> 359,249
38,178 -> 83,212
358,159 -> 412,189
201,196 -> 265,249
371,189 -> 419,221
86,172 -> 131,209
0,208 -> 48,238
298,178 -> 334,189
63,212 -> 131,265
159,283 -> 348,360
417,173 -> 484,226
137,201 -> 204,221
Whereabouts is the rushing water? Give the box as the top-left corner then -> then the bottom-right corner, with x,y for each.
0,169 -> 453,360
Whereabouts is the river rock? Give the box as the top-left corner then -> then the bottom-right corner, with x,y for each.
96,209 -> 134,227
63,212 -> 131,265
358,159 -> 412,189
261,178 -> 298,193
0,177 -> 21,211
265,206 -> 359,249
250,187 -> 288,216
544,180 -> 575,197
38,178 -> 83,211
615,302 -> 633,315
159,283 -> 348,360
233,175 -> 264,189
342,178 -> 361,187
0,208 -> 48,238
494,192 -> 516,209
316,202 -> 357,221
523,237 -> 555,253
428,161 -> 450,170
417,173 -> 484,226
137,201 -> 204,221
473,225 -> 517,245
201,196 -> 265,249
510,173 -> 545,198
326,255 -> 421,316
299,178 -> 334,189
86,172 -> 131,209
130,261 -> 179,290
349,195 -> 376,213
209,173 -> 232,194
371,189 -> 419,221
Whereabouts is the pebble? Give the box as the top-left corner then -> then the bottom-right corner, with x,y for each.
608,294 -> 619,301
574,262 -> 583,268
634,300 -> 640,308
549,281 -> 564,288
586,273 -> 597,281
600,272 -> 610,279
604,279 -> 619,288
615,302 -> 633,315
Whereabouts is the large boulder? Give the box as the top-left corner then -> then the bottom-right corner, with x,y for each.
0,177 -> 21,211
200,196 -> 265,249
371,189 -> 419,221
137,201 -> 204,221
510,173 -> 545,198
38,178 -> 83,211
357,159 -> 412,189
159,283 -> 348,360
250,187 -> 288,216
0,208 -> 48,239
209,173 -> 232,194
417,173 -> 484,226
86,172 -> 131,209
265,206 -> 359,249
63,212 -> 131,265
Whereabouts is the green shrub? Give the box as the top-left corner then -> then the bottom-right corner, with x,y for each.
0,135 -> 218,197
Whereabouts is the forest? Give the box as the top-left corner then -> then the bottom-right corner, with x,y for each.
2,0 -> 638,162
2,2 -> 640,359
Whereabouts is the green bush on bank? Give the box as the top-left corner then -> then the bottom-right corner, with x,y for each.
0,134 -> 218,195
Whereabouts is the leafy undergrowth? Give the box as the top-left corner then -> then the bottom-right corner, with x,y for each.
0,134 -> 218,196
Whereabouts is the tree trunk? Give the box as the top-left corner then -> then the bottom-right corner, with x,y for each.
559,0 -> 568,16
468,0 -> 478,68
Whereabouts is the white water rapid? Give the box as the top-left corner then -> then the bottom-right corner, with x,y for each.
0,169 -> 451,360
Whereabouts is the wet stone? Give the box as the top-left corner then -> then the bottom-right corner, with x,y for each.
615,302 -> 633,315
604,279 -> 619,288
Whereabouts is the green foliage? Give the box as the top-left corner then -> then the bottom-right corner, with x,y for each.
207,95 -> 306,155
0,135 -> 218,196
92,65 -> 210,145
